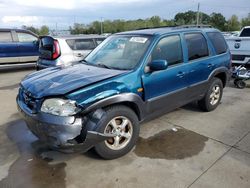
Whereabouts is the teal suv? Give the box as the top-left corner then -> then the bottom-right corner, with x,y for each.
17,27 -> 231,159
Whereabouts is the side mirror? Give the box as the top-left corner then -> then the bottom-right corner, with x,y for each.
148,60 -> 168,71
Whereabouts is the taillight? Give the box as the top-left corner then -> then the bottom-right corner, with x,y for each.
52,40 -> 60,60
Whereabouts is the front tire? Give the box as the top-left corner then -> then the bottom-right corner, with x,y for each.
94,105 -> 139,160
198,78 -> 223,112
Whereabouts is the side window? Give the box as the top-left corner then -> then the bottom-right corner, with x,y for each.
0,32 -> 13,42
17,32 -> 37,42
184,33 -> 209,61
207,32 -> 228,55
67,39 -> 95,50
151,35 -> 183,66
95,38 -> 105,45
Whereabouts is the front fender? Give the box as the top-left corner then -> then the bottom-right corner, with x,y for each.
82,93 -> 146,120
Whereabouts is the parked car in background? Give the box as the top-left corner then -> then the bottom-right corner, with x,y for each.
226,26 -> 250,67
0,28 -> 39,69
37,35 -> 106,70
17,26 -> 231,159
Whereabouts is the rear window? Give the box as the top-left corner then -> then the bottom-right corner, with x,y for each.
184,33 -> 209,61
66,39 -> 95,50
0,32 -> 12,42
39,36 -> 54,59
240,28 -> 250,37
207,32 -> 228,55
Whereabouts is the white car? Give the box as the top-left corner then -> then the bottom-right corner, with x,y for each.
226,26 -> 250,66
37,35 -> 106,70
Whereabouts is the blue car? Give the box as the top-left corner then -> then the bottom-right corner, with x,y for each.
17,27 -> 231,159
0,28 -> 39,69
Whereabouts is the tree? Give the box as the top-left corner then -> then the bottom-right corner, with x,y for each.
241,13 -> 250,27
150,16 -> 161,27
227,15 -> 241,31
39,25 -> 49,35
22,25 -> 39,35
199,12 -> 210,25
70,23 -> 87,34
174,11 -> 197,25
210,13 -> 226,31
22,25 -> 50,35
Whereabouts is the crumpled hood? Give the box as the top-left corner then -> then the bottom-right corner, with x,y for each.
21,63 -> 127,98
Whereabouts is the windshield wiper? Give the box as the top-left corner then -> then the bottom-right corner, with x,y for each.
96,63 -> 112,69
80,59 -> 90,64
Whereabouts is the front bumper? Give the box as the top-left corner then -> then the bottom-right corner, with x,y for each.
17,97 -> 110,153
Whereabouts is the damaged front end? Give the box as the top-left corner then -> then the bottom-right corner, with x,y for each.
17,93 -> 112,153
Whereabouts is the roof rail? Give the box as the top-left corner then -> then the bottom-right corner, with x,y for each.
135,25 -> 176,30
175,25 -> 212,29
135,24 -> 212,31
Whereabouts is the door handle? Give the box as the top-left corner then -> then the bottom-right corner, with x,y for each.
76,53 -> 83,57
177,72 -> 185,78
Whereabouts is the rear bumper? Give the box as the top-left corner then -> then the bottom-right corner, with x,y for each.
17,97 -> 110,153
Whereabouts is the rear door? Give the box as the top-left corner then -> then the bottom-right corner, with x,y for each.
16,31 -> 39,62
66,38 -> 96,61
0,30 -> 19,64
183,32 -> 212,99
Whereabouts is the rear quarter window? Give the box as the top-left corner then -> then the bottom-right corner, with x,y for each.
207,32 -> 228,55
0,31 -> 13,42
66,39 -> 95,50
184,33 -> 209,61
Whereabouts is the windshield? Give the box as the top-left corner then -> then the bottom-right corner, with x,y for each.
85,35 -> 151,70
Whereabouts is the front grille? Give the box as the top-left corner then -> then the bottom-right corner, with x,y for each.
232,55 -> 250,61
19,87 -> 40,113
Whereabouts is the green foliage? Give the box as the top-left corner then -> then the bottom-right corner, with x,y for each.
227,15 -> 241,31
241,13 -> 250,27
39,25 -> 49,35
22,25 -> 39,34
69,11 -> 249,34
23,11 -> 250,35
22,25 -> 50,35
210,13 -> 226,31
175,11 -> 197,25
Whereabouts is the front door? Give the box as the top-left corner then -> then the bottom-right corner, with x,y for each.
16,32 -> 39,62
142,34 -> 189,114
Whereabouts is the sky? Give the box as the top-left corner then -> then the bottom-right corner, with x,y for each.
0,0 -> 249,29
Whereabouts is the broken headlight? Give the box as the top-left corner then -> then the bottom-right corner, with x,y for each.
41,98 -> 80,116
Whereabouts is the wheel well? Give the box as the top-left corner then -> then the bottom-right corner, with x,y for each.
103,102 -> 141,121
214,72 -> 227,87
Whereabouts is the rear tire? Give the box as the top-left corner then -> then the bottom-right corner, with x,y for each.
198,78 -> 223,112
234,79 -> 246,89
94,105 -> 139,160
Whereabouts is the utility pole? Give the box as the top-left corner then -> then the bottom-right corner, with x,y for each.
100,17 -> 103,34
196,3 -> 200,26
